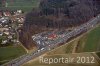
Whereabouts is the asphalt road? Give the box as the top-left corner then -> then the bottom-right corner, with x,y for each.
1,14 -> 100,66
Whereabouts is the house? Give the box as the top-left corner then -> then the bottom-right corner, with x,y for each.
3,11 -> 11,16
1,40 -> 8,44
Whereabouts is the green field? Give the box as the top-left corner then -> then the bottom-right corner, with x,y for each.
1,0 -> 40,12
0,46 -> 26,65
83,26 -> 100,52
71,25 -> 100,52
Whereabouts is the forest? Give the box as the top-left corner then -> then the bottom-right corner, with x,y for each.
19,0 -> 100,49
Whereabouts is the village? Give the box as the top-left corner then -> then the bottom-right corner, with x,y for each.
0,9 -> 24,47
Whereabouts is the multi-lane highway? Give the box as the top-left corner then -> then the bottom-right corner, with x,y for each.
2,14 -> 100,66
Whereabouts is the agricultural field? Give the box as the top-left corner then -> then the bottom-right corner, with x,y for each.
83,26 -> 100,52
1,0 -> 40,12
76,25 -> 100,52
0,45 -> 26,65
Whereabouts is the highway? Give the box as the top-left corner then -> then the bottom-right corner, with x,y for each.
1,14 -> 100,66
